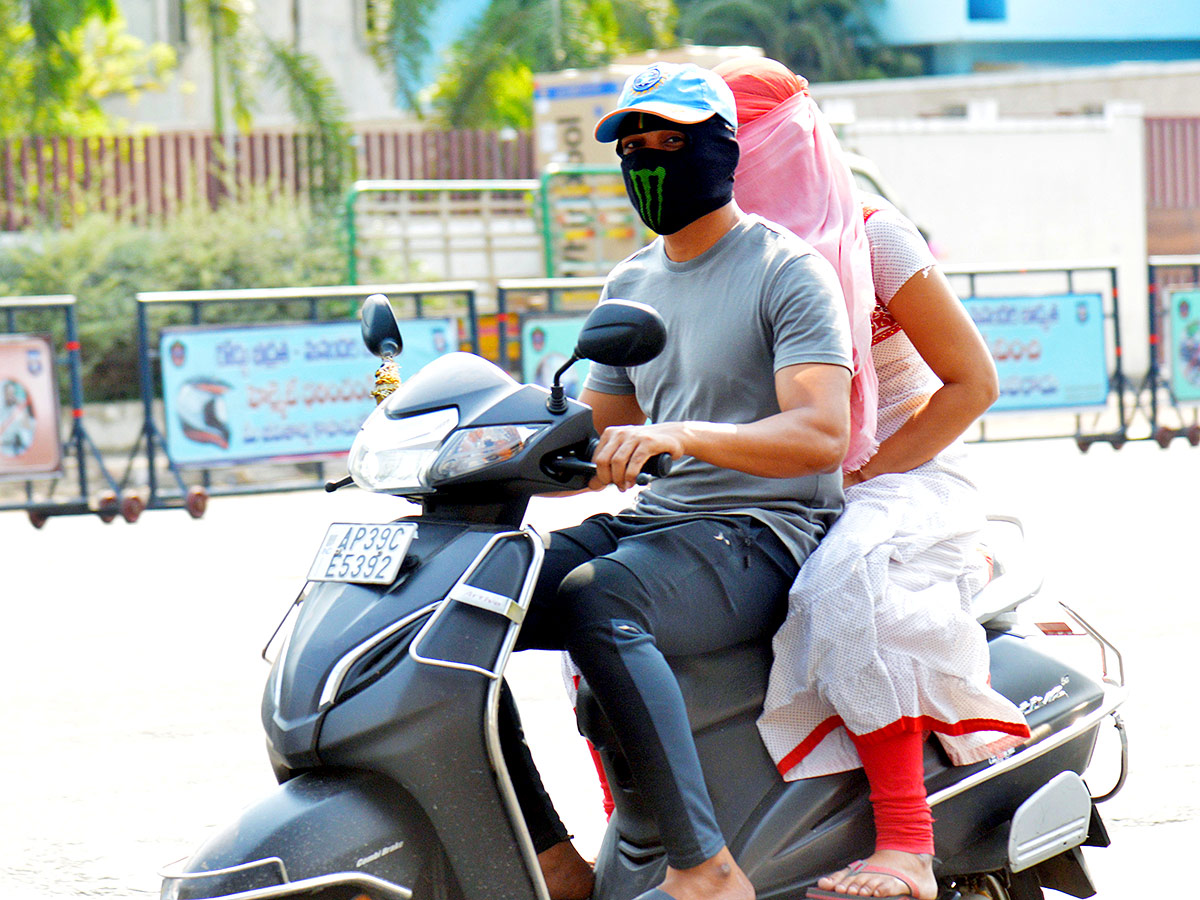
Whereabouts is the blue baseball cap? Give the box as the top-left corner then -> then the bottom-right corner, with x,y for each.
594,62 -> 738,143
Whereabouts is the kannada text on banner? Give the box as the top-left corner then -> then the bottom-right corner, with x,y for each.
0,334 -> 63,480
963,293 -> 1109,412
1166,287 -> 1200,404
160,319 -> 456,467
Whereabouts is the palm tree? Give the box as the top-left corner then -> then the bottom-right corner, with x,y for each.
429,0 -> 675,128
187,1 -> 348,138
677,0 -> 921,83
186,1 -> 352,196
370,0 -> 442,117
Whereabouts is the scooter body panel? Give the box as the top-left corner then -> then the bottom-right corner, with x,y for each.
583,622 -> 1115,900
263,520 -> 507,772
161,769 -> 444,900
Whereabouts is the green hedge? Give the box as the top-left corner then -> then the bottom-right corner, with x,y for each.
0,193 -> 410,401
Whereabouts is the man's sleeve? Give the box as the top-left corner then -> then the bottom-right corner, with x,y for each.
584,361 -> 636,395
581,284 -> 637,395
768,252 -> 853,373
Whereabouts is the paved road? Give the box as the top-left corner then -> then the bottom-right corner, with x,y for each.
0,436 -> 1195,898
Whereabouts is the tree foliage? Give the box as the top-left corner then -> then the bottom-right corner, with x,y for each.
0,191 -> 383,400
0,0 -> 175,137
676,0 -> 921,83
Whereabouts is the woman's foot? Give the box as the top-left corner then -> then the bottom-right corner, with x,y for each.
656,846 -> 755,900
538,839 -> 594,900
815,850 -> 936,899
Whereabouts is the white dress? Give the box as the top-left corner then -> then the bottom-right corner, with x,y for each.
756,199 -> 1029,780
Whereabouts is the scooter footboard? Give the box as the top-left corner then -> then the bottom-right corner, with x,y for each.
161,769 -> 453,900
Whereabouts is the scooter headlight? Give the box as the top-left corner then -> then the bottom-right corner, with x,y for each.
348,406 -> 459,492
429,424 -> 545,481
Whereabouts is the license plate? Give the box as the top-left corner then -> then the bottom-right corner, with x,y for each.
307,522 -> 417,585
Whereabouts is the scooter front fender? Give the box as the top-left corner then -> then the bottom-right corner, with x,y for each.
160,769 -> 455,900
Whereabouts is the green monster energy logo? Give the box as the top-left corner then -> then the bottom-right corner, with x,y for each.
627,166 -> 666,232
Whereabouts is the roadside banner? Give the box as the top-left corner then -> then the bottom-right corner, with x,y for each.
1165,286 -> 1200,404
521,316 -> 589,397
0,334 -> 62,479
159,318 -> 455,467
964,293 -> 1109,412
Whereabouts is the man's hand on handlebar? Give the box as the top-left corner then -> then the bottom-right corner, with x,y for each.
591,423 -> 684,492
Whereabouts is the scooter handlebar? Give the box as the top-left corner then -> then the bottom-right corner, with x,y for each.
639,452 -> 674,481
584,438 -> 673,483
549,441 -> 673,485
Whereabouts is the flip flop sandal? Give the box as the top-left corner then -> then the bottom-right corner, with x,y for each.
805,858 -> 922,900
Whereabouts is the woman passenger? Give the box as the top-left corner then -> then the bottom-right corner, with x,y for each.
712,57 -> 1030,900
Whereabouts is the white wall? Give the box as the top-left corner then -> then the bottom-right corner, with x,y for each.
841,103 -> 1151,376
811,60 -> 1200,118
108,0 -> 402,131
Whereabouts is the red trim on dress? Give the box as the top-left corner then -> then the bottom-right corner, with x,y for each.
776,714 -> 845,775
775,714 -> 1031,777
861,202 -> 905,346
871,298 -> 904,346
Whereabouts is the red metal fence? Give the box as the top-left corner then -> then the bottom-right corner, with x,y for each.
0,128 -> 536,231
1146,117 -> 1200,210
8,121 -> 1193,235
1145,117 -> 1200,256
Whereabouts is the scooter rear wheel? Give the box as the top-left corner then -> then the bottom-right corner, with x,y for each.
955,872 -> 1010,899
953,869 -> 1045,900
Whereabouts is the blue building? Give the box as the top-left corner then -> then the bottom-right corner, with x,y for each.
868,0 -> 1200,75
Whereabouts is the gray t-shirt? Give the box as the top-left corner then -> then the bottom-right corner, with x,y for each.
585,213 -> 853,564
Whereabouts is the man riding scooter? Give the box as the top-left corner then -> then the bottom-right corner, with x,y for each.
500,62 -> 855,900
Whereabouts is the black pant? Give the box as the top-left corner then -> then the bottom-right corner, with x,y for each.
503,513 -> 797,869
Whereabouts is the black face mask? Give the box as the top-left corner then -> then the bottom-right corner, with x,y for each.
618,117 -> 740,236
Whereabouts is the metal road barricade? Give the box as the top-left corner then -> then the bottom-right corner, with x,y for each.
538,165 -> 647,278
344,179 -> 542,294
1144,254 -> 1200,447
132,282 -> 480,517
0,294 -> 127,527
940,263 -> 1130,451
495,277 -> 606,377
502,266 -> 1134,453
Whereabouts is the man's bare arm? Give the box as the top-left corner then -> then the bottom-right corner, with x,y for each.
592,362 -> 851,491
579,388 -> 646,434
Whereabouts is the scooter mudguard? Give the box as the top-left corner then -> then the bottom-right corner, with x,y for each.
160,768 -> 448,900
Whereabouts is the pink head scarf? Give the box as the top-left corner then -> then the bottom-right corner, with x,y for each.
714,57 -> 878,472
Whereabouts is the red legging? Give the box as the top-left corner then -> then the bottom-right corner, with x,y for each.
587,726 -> 934,853
849,730 -> 935,856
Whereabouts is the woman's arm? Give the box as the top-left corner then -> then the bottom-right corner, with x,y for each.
845,266 -> 997,486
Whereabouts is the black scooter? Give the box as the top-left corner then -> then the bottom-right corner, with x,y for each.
162,294 -> 1127,900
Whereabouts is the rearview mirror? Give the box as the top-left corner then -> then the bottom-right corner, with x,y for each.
546,299 -> 667,414
361,293 -> 403,359
575,300 -> 666,367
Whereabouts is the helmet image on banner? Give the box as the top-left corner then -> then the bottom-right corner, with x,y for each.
176,377 -> 233,450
